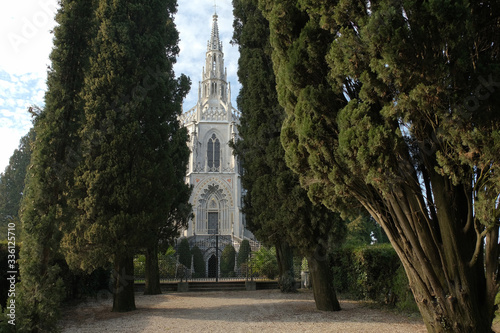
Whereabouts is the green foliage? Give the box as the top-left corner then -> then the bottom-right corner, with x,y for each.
0,129 -> 34,240
392,266 -> 419,313
159,248 -> 178,279
250,247 -> 278,279
56,5 -> 190,317
17,0 -> 94,329
220,245 -> 236,277
232,0 -> 346,297
237,239 -> 251,269
134,255 -> 147,278
191,246 -> 206,278
0,241 -> 19,310
135,247 -> 179,280
17,0 -> 190,318
177,239 -> 191,268
262,0 -> 500,328
165,245 -> 176,257
17,250 -> 65,332
232,0 -> 293,248
63,0 -> 190,273
141,246 -> 178,279
0,307 -> 16,332
495,291 -> 500,323
58,262 -> 110,301
345,213 -> 388,246
352,244 -> 400,301
300,257 -> 308,272
136,247 -> 181,280
331,244 -> 416,311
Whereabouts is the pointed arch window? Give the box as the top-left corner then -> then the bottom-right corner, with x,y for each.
207,133 -> 220,171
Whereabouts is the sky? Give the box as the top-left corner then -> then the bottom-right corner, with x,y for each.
0,0 -> 240,173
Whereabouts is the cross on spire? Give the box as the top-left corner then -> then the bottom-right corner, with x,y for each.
213,0 -> 217,14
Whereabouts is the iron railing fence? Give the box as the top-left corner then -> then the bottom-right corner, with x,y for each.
134,254 -> 304,283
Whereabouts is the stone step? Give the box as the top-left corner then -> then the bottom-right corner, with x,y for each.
134,280 -> 285,292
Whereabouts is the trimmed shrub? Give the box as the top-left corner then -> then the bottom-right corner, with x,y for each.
237,240 -> 251,270
177,238 -> 191,268
191,246 -> 206,278
220,244 -> 236,277
354,244 -> 400,301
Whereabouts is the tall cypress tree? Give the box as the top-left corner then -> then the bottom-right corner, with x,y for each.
232,0 -> 346,308
232,0 -> 296,293
61,0 -> 190,312
16,0 -> 94,330
262,0 -> 500,331
0,128 -> 34,239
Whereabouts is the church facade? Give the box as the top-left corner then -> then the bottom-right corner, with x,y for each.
179,13 -> 256,277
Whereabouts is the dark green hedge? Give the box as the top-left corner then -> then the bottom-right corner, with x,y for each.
331,243 -> 418,311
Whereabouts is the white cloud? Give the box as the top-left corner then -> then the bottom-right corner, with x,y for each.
0,0 -> 241,172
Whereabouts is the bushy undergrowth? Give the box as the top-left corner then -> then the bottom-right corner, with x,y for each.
331,243 -> 417,312
134,247 -> 178,280
250,246 -> 279,279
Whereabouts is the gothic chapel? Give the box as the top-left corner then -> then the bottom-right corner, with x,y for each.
179,12 -> 257,277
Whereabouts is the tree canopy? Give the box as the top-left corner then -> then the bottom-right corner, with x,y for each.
232,0 -> 346,307
261,0 -> 500,331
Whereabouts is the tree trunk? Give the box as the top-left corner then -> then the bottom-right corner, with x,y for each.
112,254 -> 136,312
402,259 -> 494,333
275,241 -> 297,292
307,255 -> 341,311
373,182 -> 498,333
144,244 -> 161,295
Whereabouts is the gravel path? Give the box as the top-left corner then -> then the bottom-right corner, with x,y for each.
60,290 -> 426,333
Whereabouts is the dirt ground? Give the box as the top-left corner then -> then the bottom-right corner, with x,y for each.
59,289 -> 428,332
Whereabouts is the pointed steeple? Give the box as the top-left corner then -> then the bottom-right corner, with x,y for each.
201,9 -> 227,106
207,13 -> 222,52
177,9 -> 237,125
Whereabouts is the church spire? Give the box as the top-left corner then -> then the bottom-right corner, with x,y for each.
207,13 -> 222,52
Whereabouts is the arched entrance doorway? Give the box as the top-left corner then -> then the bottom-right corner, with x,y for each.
208,254 -> 218,278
